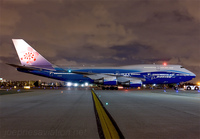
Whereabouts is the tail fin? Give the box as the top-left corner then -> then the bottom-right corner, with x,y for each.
12,39 -> 55,70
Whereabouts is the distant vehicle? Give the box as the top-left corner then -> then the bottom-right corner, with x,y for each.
8,39 -> 196,89
184,85 -> 200,90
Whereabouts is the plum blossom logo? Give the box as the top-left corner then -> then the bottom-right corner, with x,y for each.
20,47 -> 39,64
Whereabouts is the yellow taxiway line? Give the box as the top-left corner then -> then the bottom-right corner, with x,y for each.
91,89 -> 123,139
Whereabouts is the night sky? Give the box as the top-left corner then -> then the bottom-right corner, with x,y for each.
0,0 -> 199,82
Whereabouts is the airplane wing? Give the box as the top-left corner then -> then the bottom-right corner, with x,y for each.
72,70 -> 145,86
72,71 -> 117,84
72,70 -> 145,80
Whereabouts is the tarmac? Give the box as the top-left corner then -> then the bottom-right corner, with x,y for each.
0,88 -> 199,139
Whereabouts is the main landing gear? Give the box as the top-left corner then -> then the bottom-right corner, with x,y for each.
102,86 -> 118,90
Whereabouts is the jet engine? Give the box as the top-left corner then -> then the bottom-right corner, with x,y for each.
94,76 -> 117,85
117,76 -> 142,87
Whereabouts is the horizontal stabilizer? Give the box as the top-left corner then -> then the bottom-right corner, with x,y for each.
7,63 -> 55,71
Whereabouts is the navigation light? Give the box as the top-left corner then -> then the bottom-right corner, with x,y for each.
163,62 -> 167,66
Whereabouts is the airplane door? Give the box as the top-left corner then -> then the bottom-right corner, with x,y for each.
50,72 -> 54,77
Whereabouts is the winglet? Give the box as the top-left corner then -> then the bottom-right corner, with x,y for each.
12,39 -> 55,70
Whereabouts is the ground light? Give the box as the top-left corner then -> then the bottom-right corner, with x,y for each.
73,83 -> 78,87
67,82 -> 72,87
24,86 -> 30,89
118,86 -> 123,89
85,82 -> 89,86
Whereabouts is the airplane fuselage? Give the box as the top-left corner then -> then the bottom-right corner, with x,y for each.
17,64 -> 195,85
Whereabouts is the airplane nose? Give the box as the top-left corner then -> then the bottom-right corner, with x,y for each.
190,71 -> 196,76
190,72 -> 196,78
184,68 -> 196,79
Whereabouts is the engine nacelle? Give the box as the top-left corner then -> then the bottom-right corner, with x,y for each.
120,82 -> 142,87
117,76 -> 142,87
130,79 -> 142,87
94,78 -> 104,84
94,76 -> 117,85
103,76 -> 117,85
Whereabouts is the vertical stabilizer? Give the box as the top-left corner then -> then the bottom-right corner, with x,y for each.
12,39 -> 55,70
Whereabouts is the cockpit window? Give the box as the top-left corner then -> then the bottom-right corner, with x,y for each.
180,66 -> 184,68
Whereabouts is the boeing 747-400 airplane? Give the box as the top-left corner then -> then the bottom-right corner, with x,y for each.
8,39 -> 196,88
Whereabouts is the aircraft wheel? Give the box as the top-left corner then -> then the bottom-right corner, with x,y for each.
174,87 -> 178,90
110,86 -> 114,90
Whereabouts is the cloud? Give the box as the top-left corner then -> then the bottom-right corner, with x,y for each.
0,0 -> 199,81
168,57 -> 200,67
0,7 -> 21,36
1,0 -> 33,4
53,59 -> 78,67
2,1 -> 137,49
0,42 -> 16,58
179,0 -> 200,22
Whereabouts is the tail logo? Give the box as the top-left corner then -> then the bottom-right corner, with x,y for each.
20,47 -> 39,64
